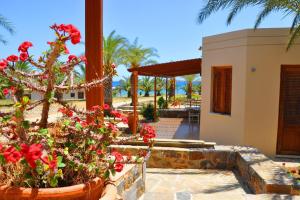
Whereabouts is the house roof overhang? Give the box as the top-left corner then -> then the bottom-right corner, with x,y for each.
127,58 -> 202,77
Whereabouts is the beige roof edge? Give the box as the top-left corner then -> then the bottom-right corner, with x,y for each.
202,28 -> 293,44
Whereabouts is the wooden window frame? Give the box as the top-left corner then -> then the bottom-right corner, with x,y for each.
211,66 -> 232,115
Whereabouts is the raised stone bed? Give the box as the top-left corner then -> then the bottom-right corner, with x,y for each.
111,145 -> 300,196
159,108 -> 189,118
101,163 -> 146,200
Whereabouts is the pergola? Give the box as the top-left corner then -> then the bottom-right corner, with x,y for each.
128,58 -> 202,134
84,0 -> 202,134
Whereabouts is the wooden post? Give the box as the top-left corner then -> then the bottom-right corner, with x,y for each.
85,0 -> 104,121
174,77 -> 176,102
132,71 -> 138,135
154,77 -> 157,121
165,78 -> 168,103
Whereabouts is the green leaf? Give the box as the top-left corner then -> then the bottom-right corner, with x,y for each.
15,110 -> 22,118
75,122 -> 82,131
22,96 -> 30,104
57,156 -> 66,168
63,147 -> 69,155
64,120 -> 71,126
49,176 -> 58,187
0,155 -> 5,164
104,170 -> 110,179
110,169 -> 116,176
87,138 -> 95,145
21,120 -> 30,130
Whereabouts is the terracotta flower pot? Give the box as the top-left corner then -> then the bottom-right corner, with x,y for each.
127,112 -> 136,133
0,177 -> 104,200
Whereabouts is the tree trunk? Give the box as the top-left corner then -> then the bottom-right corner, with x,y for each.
127,90 -> 131,98
157,91 -> 161,96
187,82 -> 192,99
104,76 -> 113,107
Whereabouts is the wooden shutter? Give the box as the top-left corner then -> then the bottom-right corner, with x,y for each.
212,67 -> 232,115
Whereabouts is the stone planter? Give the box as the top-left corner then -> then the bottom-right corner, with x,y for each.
0,177 -> 104,200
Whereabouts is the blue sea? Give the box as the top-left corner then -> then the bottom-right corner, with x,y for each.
112,80 -> 200,97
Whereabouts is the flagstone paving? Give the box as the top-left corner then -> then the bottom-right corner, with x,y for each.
139,168 -> 300,200
139,168 -> 250,200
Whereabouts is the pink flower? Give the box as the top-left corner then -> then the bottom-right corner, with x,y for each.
6,55 -> 18,62
19,52 -> 29,62
111,63 -> 116,69
103,104 -> 110,110
111,151 -> 123,162
18,41 -> 33,52
111,110 -> 121,118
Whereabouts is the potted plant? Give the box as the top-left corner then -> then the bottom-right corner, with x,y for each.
0,24 -> 155,200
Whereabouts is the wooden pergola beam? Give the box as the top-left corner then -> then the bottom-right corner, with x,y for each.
85,0 -> 104,120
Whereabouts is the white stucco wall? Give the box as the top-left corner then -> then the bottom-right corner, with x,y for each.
200,28 -> 300,156
200,30 -> 248,146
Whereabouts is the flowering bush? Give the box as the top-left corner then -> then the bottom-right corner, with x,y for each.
0,24 -> 155,188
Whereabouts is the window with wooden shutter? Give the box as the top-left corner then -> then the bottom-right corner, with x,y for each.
212,67 -> 232,115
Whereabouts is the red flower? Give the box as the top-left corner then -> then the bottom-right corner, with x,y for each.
79,56 -> 87,64
19,52 -> 29,61
0,59 -> 8,70
114,163 -> 124,172
58,107 -> 73,117
96,150 -> 103,155
103,104 -> 110,110
18,41 -> 33,52
121,116 -> 128,124
80,120 -> 88,128
140,124 -> 156,143
10,86 -> 16,95
111,110 -> 121,118
91,105 -> 101,112
111,63 -> 116,69
3,146 -> 22,163
52,24 -> 81,45
68,55 -> 77,63
41,154 -> 57,170
111,151 -> 123,162
0,144 -> 3,152
2,88 -> 9,96
20,143 -> 43,168
107,123 -> 118,132
6,55 -> 18,62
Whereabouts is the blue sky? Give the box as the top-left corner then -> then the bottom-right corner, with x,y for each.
0,0 -> 293,80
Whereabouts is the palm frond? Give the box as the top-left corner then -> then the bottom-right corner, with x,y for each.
0,14 -> 15,35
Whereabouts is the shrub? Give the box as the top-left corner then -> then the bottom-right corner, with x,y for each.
141,103 -> 158,121
157,96 -> 165,109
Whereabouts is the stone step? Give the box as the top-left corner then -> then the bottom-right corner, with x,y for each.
117,105 -> 143,110
139,193 -> 300,200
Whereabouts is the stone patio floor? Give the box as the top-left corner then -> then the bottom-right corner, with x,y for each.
148,118 -> 199,140
139,168 -> 300,200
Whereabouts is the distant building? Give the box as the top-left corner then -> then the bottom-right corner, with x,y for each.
30,89 -> 86,101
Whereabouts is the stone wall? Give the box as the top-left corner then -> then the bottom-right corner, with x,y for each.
110,163 -> 146,200
111,145 -> 300,196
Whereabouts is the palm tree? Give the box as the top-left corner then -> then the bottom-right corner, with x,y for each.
139,77 -> 153,97
194,82 -> 202,95
0,61 -> 31,100
119,76 -> 131,98
0,14 -> 15,45
155,77 -> 165,96
103,31 -> 128,106
182,75 -> 197,99
122,38 -> 158,102
198,0 -> 300,49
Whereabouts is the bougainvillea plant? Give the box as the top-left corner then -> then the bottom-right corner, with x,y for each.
0,24 -> 155,188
